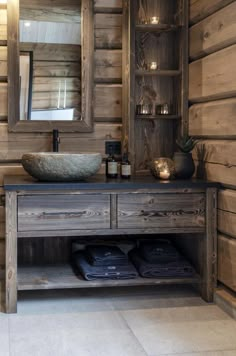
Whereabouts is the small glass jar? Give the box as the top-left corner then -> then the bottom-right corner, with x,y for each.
150,16 -> 159,24
136,104 -> 153,115
148,62 -> 158,71
150,157 -> 175,180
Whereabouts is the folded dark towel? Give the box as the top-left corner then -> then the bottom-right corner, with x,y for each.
85,245 -> 128,266
140,240 -> 180,263
73,252 -> 138,281
129,248 -> 195,278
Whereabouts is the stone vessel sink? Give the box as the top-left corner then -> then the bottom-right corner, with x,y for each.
21,152 -> 102,182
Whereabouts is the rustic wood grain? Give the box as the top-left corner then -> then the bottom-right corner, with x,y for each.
202,188 -> 217,301
94,84 -> 122,120
95,49 -> 122,82
218,189 -> 236,213
117,193 -> 205,229
94,0 -> 122,13
190,2 -> 236,60
195,161 -> 236,187
20,43 -> 81,62
0,83 -> 7,118
95,14 -> 122,49
0,47 -> 7,76
20,0 -> 81,23
218,233 -> 236,292
189,98 -> 236,137
17,264 -> 199,291
189,0 -> 234,25
0,9 -> 7,41
18,194 -> 111,231
7,0 -> 20,132
189,45 -> 236,103
5,191 -> 17,313
193,140 -> 236,167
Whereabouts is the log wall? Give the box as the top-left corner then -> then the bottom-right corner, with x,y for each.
189,1 -> 236,300
0,0 -> 123,305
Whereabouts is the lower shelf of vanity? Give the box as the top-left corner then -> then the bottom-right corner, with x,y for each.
18,264 -> 200,291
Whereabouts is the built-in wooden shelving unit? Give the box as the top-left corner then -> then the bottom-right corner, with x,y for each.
122,0 -> 189,174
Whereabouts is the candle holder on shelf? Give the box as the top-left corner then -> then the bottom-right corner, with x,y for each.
150,157 -> 175,180
150,16 -> 160,24
136,104 -> 153,116
148,62 -> 158,71
156,103 -> 171,115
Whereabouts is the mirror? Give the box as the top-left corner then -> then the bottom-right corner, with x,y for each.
8,0 -> 94,132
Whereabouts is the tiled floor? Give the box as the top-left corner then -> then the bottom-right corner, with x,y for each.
1,285 -> 236,356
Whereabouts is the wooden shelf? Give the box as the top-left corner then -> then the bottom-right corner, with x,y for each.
135,24 -> 180,33
18,264 -> 199,291
136,115 -> 180,120
0,40 -> 7,47
135,69 -> 181,77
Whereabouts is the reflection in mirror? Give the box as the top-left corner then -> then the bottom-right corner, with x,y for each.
19,0 -> 81,121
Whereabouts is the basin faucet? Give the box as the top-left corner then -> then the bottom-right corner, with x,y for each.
53,129 -> 60,152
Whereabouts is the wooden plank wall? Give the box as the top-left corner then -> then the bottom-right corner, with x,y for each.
0,0 -> 123,303
189,1 -> 236,298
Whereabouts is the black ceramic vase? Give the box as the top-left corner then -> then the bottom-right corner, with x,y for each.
173,152 -> 195,179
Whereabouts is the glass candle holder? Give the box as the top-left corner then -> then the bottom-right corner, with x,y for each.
136,104 -> 153,115
150,157 -> 175,180
150,16 -> 159,24
148,62 -> 158,70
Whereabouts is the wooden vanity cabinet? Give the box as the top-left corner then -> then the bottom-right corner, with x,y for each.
4,176 -> 218,313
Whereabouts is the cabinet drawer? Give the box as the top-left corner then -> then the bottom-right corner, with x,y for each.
18,194 -> 110,231
117,194 -> 205,229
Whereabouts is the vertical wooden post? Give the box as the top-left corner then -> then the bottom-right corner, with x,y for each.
5,191 -> 17,313
180,0 -> 189,137
122,0 -> 136,173
201,188 -> 217,302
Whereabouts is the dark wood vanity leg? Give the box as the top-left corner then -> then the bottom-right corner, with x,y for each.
201,188 -> 217,302
5,191 -> 18,313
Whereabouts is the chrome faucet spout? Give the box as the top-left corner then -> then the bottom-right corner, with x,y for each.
53,129 -> 60,152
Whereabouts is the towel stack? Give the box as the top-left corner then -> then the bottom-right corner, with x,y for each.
72,245 -> 138,281
129,240 -> 195,278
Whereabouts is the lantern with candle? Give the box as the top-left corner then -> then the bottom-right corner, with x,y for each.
150,157 -> 175,180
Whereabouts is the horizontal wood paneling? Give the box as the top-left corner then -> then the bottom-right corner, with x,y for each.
0,47 -> 7,76
189,98 -> 236,137
95,50 -> 122,82
189,0 -> 234,25
195,161 -> 236,187
189,45 -> 236,102
193,140 -> 236,166
20,0 -> 81,23
218,234 -> 236,292
20,43 -> 81,62
218,189 -> 236,239
95,14 -> 122,49
0,123 -> 121,160
94,0 -> 122,12
190,2 -> 236,60
0,239 -> 4,266
0,83 -> 7,117
94,85 -> 122,120
193,141 -> 236,186
0,9 -> 7,41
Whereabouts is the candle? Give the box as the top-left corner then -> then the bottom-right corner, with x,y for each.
150,16 -> 159,24
149,62 -> 158,70
159,169 -> 170,180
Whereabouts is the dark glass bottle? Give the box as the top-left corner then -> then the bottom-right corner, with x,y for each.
106,150 -> 118,178
121,153 -> 131,179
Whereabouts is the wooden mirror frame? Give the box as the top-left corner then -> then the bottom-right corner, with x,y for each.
7,0 -> 94,132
